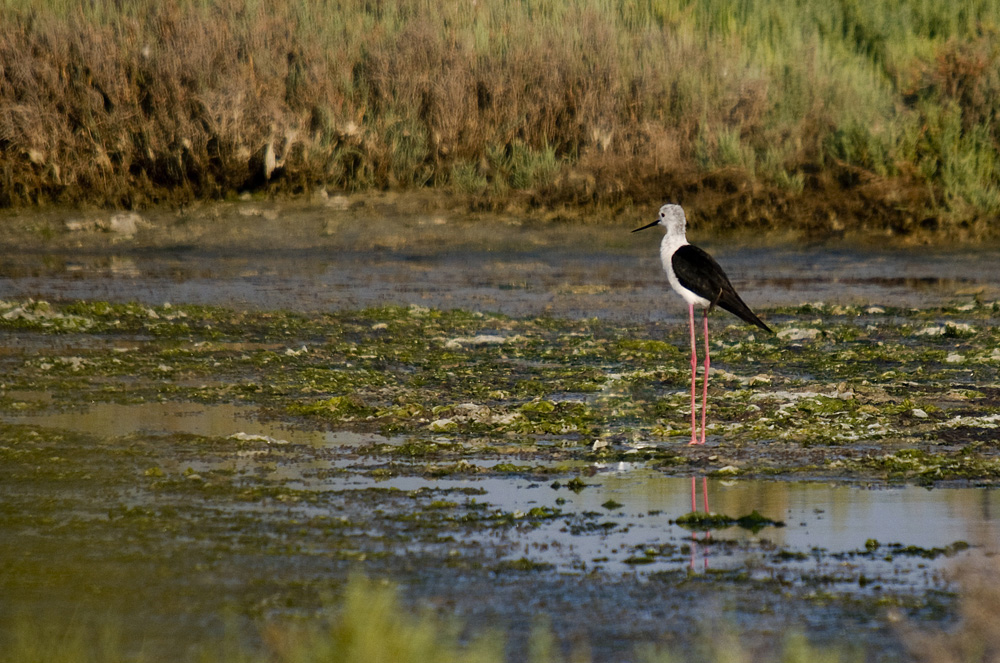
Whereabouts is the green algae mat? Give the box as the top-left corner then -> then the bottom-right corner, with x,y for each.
1,298 -> 998,483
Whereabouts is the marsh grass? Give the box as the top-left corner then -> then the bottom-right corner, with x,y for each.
3,619 -> 127,663
255,577 -> 504,663
1,0 -> 1000,234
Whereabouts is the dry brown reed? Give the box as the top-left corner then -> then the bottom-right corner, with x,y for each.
1,1 -> 999,236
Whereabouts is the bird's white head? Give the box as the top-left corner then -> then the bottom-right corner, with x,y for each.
631,203 -> 687,239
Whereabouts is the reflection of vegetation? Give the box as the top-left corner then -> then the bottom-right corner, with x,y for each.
3,1 -> 1000,233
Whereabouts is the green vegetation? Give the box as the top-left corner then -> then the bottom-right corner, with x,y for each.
2,0 -> 1000,235
3,297 -> 1000,661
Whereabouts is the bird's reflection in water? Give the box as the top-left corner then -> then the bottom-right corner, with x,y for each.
690,475 -> 710,572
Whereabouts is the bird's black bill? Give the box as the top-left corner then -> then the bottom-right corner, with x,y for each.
631,219 -> 660,233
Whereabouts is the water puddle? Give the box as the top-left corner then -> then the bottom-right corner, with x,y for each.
333,467 -> 992,588
1,399 -> 392,448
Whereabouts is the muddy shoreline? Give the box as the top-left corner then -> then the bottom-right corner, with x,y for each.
4,190 -> 1000,247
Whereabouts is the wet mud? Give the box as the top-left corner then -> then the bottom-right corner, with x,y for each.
1,198 -> 999,320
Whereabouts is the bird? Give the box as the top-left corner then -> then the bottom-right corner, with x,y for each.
633,203 -> 772,446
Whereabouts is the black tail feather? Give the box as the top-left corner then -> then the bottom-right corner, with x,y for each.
718,294 -> 773,333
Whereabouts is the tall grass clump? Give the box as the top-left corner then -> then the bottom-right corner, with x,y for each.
1,0 -> 1000,234
259,576 -> 504,663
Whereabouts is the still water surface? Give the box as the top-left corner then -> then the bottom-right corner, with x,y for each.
2,203 -> 998,319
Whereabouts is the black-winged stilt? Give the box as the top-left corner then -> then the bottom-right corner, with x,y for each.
633,203 -> 772,445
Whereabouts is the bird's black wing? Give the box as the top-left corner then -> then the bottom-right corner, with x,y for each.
672,244 -> 772,332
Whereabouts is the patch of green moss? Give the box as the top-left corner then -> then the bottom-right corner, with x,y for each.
288,395 -> 376,420
492,557 -> 554,572
845,449 -> 1000,484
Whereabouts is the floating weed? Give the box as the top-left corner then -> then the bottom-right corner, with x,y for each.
674,510 -> 785,533
492,557 -> 554,573
884,542 -> 970,560
368,439 -> 462,459
551,477 -> 590,492
622,543 -> 683,566
835,540 -> 971,562
288,396 -> 378,421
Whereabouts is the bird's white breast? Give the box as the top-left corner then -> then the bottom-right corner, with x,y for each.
659,234 -> 710,308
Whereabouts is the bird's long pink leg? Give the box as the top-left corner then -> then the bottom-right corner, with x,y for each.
688,303 -> 698,445
701,309 -> 710,445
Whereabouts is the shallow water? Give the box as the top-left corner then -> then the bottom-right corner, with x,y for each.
2,399 -> 989,586
4,400 -> 385,447
379,467 -> 990,587
1,203 -> 998,321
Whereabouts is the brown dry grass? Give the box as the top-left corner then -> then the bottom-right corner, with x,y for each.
1,1 -> 999,238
